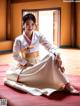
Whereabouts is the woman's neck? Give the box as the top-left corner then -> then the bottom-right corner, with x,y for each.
25,31 -> 33,40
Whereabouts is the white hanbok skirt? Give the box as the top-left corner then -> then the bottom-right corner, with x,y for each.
4,54 -> 69,96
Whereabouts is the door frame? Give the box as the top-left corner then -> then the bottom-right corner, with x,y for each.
22,8 -> 61,47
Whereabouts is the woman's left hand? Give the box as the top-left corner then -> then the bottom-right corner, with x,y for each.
54,53 -> 65,73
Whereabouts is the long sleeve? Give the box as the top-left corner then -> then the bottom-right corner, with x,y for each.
39,34 -> 58,55
13,39 -> 27,66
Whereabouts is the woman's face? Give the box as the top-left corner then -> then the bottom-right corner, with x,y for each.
24,20 -> 36,35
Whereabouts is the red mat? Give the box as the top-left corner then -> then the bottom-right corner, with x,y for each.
0,64 -> 80,106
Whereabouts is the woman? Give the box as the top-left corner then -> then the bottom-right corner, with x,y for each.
4,13 -> 79,96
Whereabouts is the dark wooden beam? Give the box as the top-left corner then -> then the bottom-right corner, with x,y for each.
71,2 -> 76,48
6,0 -> 11,40
11,0 -> 45,4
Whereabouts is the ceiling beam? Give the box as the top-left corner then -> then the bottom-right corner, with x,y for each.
11,0 -> 46,4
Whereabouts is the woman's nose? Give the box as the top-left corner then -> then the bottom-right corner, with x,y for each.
29,24 -> 32,28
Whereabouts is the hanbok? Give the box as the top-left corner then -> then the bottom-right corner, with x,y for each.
4,31 -> 71,96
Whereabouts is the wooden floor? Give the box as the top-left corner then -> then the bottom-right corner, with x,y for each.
0,48 -> 80,75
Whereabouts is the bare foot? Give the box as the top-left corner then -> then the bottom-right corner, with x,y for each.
64,83 -> 80,95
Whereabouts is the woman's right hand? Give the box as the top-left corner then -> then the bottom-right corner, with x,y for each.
18,62 -> 34,69
27,62 -> 34,67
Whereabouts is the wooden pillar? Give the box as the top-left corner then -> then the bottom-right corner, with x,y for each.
6,0 -> 11,40
71,1 -> 76,48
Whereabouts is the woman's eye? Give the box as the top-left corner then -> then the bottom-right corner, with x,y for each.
26,23 -> 29,26
32,23 -> 34,26
26,23 -> 34,26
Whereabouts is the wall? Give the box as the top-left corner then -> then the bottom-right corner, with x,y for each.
0,0 -> 13,52
0,0 -> 6,40
0,0 -> 80,48
10,0 -> 71,46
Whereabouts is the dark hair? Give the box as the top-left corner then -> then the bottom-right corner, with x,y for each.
23,13 -> 36,25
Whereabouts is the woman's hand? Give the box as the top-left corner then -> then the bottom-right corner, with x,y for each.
27,62 -> 34,67
54,53 -> 65,73
18,62 -> 34,69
